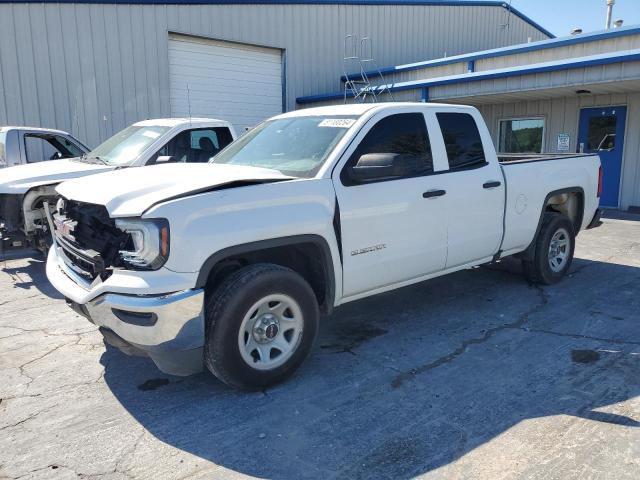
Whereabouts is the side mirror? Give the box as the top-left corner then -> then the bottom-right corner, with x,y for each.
155,155 -> 176,164
350,153 -> 419,183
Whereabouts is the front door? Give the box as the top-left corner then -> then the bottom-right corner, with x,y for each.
333,112 -> 448,298
578,106 -> 627,207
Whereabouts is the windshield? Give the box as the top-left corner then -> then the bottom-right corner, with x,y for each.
86,125 -> 171,165
211,116 -> 358,177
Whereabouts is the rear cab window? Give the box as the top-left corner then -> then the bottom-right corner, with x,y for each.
436,112 -> 487,170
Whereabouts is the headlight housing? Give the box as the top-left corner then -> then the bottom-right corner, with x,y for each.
115,218 -> 170,270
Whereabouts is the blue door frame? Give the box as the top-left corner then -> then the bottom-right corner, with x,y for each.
578,106 -> 627,208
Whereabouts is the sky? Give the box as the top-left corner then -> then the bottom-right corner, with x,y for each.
510,0 -> 640,37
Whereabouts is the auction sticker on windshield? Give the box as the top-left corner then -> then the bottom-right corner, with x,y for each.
142,130 -> 161,138
318,119 -> 356,128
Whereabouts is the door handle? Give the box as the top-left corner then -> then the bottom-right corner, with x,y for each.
483,181 -> 502,189
423,189 -> 446,199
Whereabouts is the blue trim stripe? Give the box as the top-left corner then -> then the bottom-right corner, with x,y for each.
342,24 -> 640,82
298,50 -> 640,104
0,0 -> 554,38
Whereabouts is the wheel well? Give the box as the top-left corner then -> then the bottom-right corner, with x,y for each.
202,240 -> 334,315
516,188 -> 584,262
22,185 -> 58,233
543,190 -> 584,233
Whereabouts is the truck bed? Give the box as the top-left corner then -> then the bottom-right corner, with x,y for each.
498,152 -> 600,258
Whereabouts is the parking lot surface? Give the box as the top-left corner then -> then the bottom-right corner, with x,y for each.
1,214 -> 639,479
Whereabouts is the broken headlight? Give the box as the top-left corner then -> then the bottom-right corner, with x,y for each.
115,218 -> 170,270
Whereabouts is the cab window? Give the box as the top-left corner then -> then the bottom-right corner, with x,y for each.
24,134 -> 85,163
150,127 -> 234,164
341,113 -> 433,185
436,113 -> 486,170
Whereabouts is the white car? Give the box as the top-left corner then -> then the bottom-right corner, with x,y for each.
46,103 -> 602,389
0,118 -> 235,254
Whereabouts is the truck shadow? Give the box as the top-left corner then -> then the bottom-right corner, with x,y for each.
1,257 -> 62,299
100,257 -> 640,479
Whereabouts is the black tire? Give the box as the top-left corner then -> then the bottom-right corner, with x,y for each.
522,212 -> 575,285
203,263 -> 319,390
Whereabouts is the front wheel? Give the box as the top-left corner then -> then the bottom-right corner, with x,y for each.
204,263 -> 319,390
522,212 -> 575,285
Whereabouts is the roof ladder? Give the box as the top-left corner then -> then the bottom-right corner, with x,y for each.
343,35 -> 376,103
359,36 -> 394,102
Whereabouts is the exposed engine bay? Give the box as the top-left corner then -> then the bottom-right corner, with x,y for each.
0,186 -> 59,254
52,198 -> 131,281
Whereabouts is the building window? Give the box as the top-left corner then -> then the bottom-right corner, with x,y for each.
498,118 -> 544,153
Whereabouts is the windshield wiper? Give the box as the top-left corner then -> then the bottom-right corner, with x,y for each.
89,155 -> 108,165
74,154 -> 108,165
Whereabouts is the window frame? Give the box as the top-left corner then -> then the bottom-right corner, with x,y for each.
339,112 -> 435,186
497,116 -> 546,154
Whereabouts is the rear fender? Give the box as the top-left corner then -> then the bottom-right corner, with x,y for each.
516,187 -> 584,261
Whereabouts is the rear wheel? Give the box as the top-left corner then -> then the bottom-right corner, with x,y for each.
522,212 -> 575,285
204,263 -> 319,390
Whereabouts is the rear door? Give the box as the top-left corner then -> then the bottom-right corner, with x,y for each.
578,106 -> 626,207
428,110 -> 505,269
333,110 -> 448,298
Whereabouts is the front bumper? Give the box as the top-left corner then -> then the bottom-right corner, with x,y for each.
46,246 -> 205,376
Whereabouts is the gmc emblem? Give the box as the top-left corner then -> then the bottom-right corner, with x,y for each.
54,217 -> 75,238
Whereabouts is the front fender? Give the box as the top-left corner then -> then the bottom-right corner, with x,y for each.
145,179 -> 343,302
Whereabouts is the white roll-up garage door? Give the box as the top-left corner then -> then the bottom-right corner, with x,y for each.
168,34 -> 283,132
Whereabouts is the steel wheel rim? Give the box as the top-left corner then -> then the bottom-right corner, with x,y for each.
548,227 -> 570,273
237,293 -> 304,371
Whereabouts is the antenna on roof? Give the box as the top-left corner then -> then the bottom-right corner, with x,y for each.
187,83 -> 192,127
500,0 -> 513,31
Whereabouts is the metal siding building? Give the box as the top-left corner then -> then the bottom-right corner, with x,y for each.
299,26 -> 640,210
0,0 -> 550,146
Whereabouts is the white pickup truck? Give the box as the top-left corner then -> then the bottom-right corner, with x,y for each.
0,118 -> 235,254
46,103 -> 602,390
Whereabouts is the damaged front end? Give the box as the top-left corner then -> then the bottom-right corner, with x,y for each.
0,194 -> 25,253
0,187 -> 59,255
52,198 -> 130,283
52,197 -> 170,284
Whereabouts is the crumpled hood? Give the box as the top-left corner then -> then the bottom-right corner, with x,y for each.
56,163 -> 292,217
0,159 -> 111,194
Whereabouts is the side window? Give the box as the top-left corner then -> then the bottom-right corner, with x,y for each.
149,127 -> 234,164
436,113 -> 486,170
53,135 -> 86,158
24,134 -> 84,163
341,113 -> 433,185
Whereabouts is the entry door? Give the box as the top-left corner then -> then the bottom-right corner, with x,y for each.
333,112 -> 448,298
578,106 -> 627,207
168,34 -> 283,132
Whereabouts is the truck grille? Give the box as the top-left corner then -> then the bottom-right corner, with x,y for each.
54,199 -> 128,280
